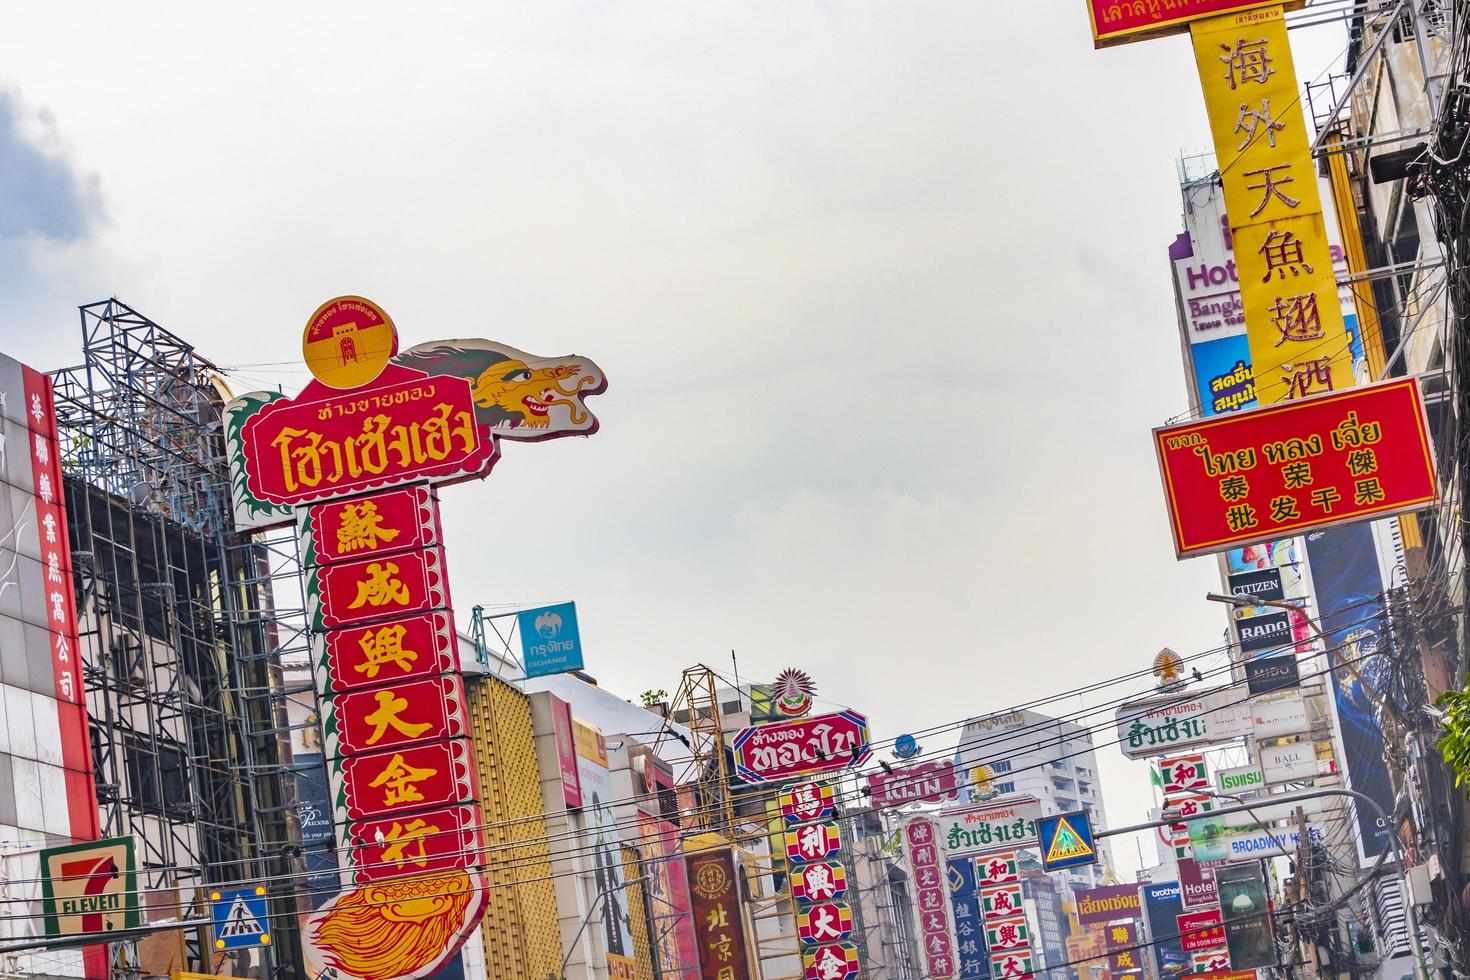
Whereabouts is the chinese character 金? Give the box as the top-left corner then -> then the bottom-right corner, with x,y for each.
1259,229 -> 1314,281
1310,487 -> 1342,512
1235,99 -> 1286,151
367,752 -> 439,807
1283,357 -> 1334,399
1220,37 -> 1275,89
1244,163 -> 1301,217
1346,447 -> 1378,476
1269,495 -> 1300,522
1281,460 -> 1313,489
1354,477 -> 1386,505
1225,503 -> 1259,532
1218,475 -> 1250,502
1271,292 -> 1323,346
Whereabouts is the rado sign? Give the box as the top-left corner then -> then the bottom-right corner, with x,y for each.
1236,611 -> 1291,653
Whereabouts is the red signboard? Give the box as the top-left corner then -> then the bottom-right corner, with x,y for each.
786,823 -> 841,864
322,610 -> 460,694
338,738 -> 478,821
731,711 -> 871,784
797,902 -> 853,945
1179,858 -> 1220,909
803,943 -> 859,980
1159,755 -> 1209,794
793,862 -> 847,904
306,484 -> 442,565
237,371 -> 497,508
781,781 -> 836,823
867,760 -> 959,808
1178,909 -> 1226,952
314,547 -> 450,629
1087,0 -> 1301,48
687,847 -> 754,980
1154,379 -> 1437,558
549,694 -> 583,810
348,803 -> 482,883
330,675 -> 469,756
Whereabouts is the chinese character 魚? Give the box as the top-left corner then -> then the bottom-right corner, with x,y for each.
1259,229 -> 1314,281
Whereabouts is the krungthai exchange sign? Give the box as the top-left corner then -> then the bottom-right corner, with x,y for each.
1153,378 -> 1436,558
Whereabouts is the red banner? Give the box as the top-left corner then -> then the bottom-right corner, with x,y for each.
867,760 -> 959,808
331,675 -> 469,756
1087,0 -> 1298,48
1154,379 -> 1437,558
322,610 -> 460,694
731,711 -> 871,784
686,847 -> 754,980
348,803 -> 483,884
338,739 -> 478,821
306,484 -> 442,565
239,372 -> 496,507
1179,909 -> 1226,952
314,547 -> 450,629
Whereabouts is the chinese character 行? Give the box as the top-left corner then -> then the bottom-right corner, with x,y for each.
378,816 -> 441,867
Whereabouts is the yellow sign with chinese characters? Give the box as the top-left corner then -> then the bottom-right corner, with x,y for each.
1192,6 -> 1355,403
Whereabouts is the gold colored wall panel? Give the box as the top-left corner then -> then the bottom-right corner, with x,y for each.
622,845 -> 656,980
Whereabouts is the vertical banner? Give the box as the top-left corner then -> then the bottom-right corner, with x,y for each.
1215,863 -> 1275,969
901,816 -> 961,980
1141,882 -> 1190,979
686,847 -> 754,980
1304,523 -> 1394,860
945,858 -> 988,978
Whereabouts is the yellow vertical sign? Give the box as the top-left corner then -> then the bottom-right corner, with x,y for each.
1191,6 -> 1355,403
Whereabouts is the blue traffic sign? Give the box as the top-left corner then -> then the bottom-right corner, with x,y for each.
211,886 -> 270,950
1038,810 -> 1098,872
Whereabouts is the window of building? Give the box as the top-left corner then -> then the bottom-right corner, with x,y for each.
990,760 -> 1013,773
995,781 -> 1016,795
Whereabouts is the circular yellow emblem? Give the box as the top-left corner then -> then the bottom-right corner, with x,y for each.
301,296 -> 399,389
692,860 -> 729,900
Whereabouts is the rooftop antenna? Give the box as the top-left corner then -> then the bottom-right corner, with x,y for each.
731,649 -> 742,711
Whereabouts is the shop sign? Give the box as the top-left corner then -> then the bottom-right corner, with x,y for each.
1253,693 -> 1310,739
329,674 -> 469,756
1153,379 -> 1437,558
947,857 -> 986,979
781,781 -> 837,823
549,695 -> 582,810
732,711 -> 871,784
1179,859 -> 1218,910
1186,819 -> 1325,862
1246,655 -> 1300,695
1259,738 -> 1319,782
1237,611 -> 1291,652
1216,863 -> 1274,970
518,601 -> 584,678
933,798 -> 1041,857
320,610 -> 460,695
687,847 -> 754,980
1106,921 -> 1143,974
786,823 -> 841,864
1075,884 -> 1142,925
1087,0 -> 1298,47
980,884 -> 1025,922
989,949 -> 1035,979
303,485 -> 442,565
798,902 -> 853,945
1191,951 -> 1232,974
1228,567 -> 1284,602
984,916 -> 1030,950
1199,690 -> 1255,738
902,815 -> 959,979
1116,692 -> 1230,758
803,943 -> 859,980
868,760 -> 960,808
348,803 -> 483,884
40,837 -> 140,937
1158,755 -> 1209,794
338,739 -> 478,821
793,862 -> 847,903
1216,765 -> 1265,796
976,852 -> 1020,887
1178,909 -> 1225,952
313,547 -> 450,630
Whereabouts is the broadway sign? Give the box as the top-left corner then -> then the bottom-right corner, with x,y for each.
731,712 -> 871,784
1153,378 -> 1437,559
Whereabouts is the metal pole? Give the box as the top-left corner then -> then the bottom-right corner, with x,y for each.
1094,787 -> 1427,980
559,874 -> 652,979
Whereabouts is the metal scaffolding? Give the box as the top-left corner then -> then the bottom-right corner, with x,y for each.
50,299 -> 322,980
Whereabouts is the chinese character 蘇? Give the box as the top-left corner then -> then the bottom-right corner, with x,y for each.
336,500 -> 401,554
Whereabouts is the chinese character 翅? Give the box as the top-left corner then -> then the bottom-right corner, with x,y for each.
1271,292 -> 1323,346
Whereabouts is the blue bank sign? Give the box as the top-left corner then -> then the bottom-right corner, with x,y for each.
519,601 -> 584,677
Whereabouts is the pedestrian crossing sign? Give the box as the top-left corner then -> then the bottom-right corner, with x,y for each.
1038,810 -> 1098,872
210,886 -> 271,950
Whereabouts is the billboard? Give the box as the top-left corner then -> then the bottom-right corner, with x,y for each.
867,760 -> 960,808
730,711 -> 871,784
1153,379 -> 1437,558
40,837 -> 140,936
518,601 -> 584,677
932,797 -> 1041,857
686,847 -> 754,980
1215,863 -> 1275,970
901,816 -> 961,979
1075,884 -> 1142,925
1086,0 -> 1298,48
576,724 -> 637,979
1141,882 -> 1189,979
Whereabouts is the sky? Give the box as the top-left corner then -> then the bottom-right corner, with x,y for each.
0,2 -> 1348,878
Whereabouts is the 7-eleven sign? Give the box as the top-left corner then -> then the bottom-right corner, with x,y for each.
980,883 -> 1024,921
976,852 -> 1019,887
984,916 -> 1030,951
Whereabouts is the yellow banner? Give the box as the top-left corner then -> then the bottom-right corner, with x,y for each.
1192,5 -> 1354,403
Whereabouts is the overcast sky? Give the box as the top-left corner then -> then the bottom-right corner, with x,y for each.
0,2 -> 1348,876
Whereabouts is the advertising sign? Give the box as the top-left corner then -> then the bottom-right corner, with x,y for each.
947,858 -> 987,978
313,547 -> 451,630
1253,694 -> 1311,739
803,943 -> 859,980
40,837 -> 140,937
338,738 -> 478,821
1179,859 -> 1219,910
1228,567 -> 1284,602
1217,765 -> 1265,796
984,916 -> 1029,951
1247,655 -> 1300,695
1259,738 -> 1319,782
1116,692 -> 1229,758
1158,755 -> 1209,794
867,760 -> 960,808
797,902 -> 853,945
518,601 -> 584,677
1153,379 -> 1437,558
686,847 -> 754,980
348,803 -> 483,884
1191,949 -> 1233,974
304,485 -> 442,565
1087,0 -> 1298,48
794,862 -> 847,904
1186,819 -> 1325,862
901,815 -> 959,979
1141,882 -> 1189,979
320,610 -> 460,695
1075,884 -> 1142,925
781,781 -> 837,823
1237,610 -> 1292,652
731,711 -> 871,784
933,798 -> 1041,857
549,694 -> 582,810
1178,909 -> 1226,953
1215,863 -> 1275,970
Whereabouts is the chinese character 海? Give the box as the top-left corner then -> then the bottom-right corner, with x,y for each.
1220,36 -> 1275,88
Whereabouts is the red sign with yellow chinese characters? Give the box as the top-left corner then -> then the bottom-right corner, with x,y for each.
329,675 -> 469,756
338,739 -> 478,821
1087,0 -> 1298,48
686,846 -> 754,980
1153,379 -> 1437,558
306,485 -> 442,565
321,611 -> 460,694
314,547 -> 450,629
348,803 -> 483,884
